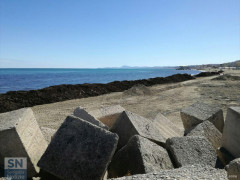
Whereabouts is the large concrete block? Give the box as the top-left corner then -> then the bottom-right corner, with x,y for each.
166,136 -> 217,167
187,120 -> 222,151
217,147 -> 235,167
0,108 -> 48,178
108,135 -> 173,178
222,107 -> 240,158
40,127 -> 56,144
73,106 -> 109,130
111,111 -> 165,149
90,105 -> 125,128
180,102 -> 224,133
108,165 -> 228,180
226,158 -> 240,180
38,115 -> 119,180
151,113 -> 183,139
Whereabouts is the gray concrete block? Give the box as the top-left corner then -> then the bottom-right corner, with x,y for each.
111,111 -> 165,150
152,113 -> 183,140
40,127 -> 56,144
108,164 -> 228,180
222,107 -> 240,158
73,106 -> 109,130
187,120 -> 222,151
226,158 -> 240,180
38,115 -> 119,180
0,108 -> 48,178
108,135 -> 173,178
180,102 -> 224,133
166,136 -> 217,167
90,105 -> 125,128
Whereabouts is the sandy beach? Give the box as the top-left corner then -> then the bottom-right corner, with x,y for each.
32,70 -> 240,132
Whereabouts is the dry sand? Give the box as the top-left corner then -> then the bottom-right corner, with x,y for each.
32,70 -> 240,131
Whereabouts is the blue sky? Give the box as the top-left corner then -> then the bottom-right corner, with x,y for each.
0,0 -> 239,68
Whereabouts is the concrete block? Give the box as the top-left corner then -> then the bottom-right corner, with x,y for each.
108,135 -> 173,178
90,105 -> 125,128
226,158 -> 240,180
40,127 -> 56,144
166,136 -> 217,167
108,164 -> 228,180
73,106 -> 109,130
180,102 -> 224,133
187,120 -> 222,151
0,108 -> 48,178
111,111 -> 165,150
151,113 -> 183,139
222,107 -> 240,158
217,147 -> 235,167
38,115 -> 119,180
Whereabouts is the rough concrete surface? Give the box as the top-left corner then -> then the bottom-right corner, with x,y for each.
151,113 -> 183,140
40,127 -> 56,144
180,102 -> 224,133
89,105 -> 125,128
226,158 -> 240,180
166,136 -> 217,168
73,106 -> 109,130
109,165 -> 228,180
187,120 -> 222,150
108,135 -> 173,178
222,107 -> 240,158
0,108 -> 48,178
38,115 -> 119,180
111,111 -> 165,149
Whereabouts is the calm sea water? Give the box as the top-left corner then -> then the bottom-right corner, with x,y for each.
0,68 -> 200,94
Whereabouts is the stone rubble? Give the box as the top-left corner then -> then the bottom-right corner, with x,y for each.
0,104 -> 239,180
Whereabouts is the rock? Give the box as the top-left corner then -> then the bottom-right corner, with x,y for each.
38,115 -> 119,180
166,136 -> 217,167
187,121 -> 222,150
73,106 -> 109,130
180,102 -> 224,133
108,164 -> 228,180
151,113 -> 183,139
40,127 -> 56,144
108,135 -> 173,178
226,158 -> 240,180
111,111 -> 165,150
0,108 -> 48,178
222,107 -> 240,158
90,105 -> 125,128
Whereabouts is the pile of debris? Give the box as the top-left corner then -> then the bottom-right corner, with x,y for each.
0,103 -> 240,180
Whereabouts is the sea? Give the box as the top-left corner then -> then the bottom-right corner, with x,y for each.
0,68 -> 200,94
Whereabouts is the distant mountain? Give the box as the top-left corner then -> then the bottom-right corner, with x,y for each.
101,65 -> 178,69
176,60 -> 240,70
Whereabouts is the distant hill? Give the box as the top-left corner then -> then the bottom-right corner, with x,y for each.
177,60 -> 240,70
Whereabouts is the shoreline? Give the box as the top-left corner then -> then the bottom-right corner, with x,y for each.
0,72 -> 221,113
